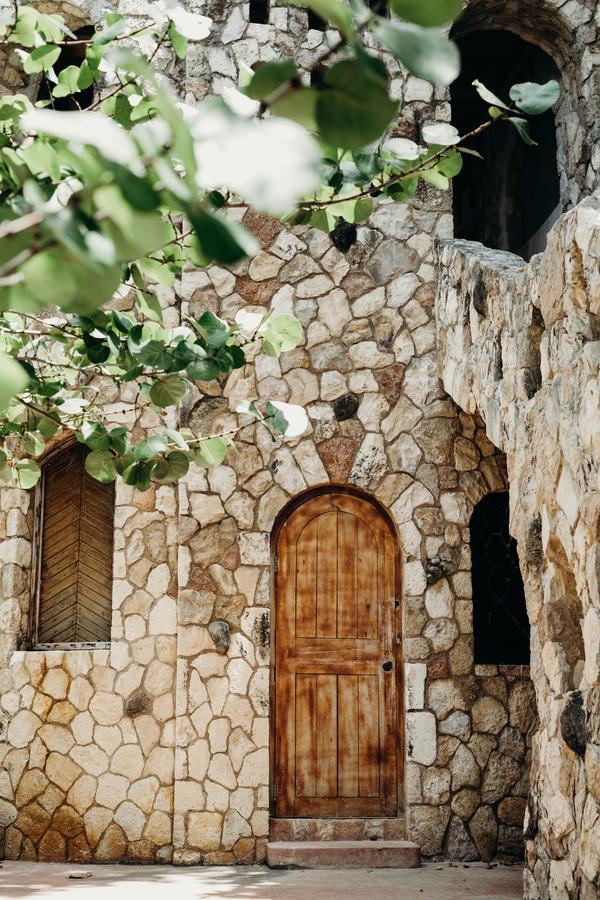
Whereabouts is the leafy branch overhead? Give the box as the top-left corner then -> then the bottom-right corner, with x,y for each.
0,0 -> 560,489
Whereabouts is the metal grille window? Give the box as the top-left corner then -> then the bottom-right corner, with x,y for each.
471,492 -> 530,665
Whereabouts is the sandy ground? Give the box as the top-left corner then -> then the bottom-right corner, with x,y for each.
0,860 -> 524,900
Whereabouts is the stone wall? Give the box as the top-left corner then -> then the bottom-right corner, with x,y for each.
2,0 -> 598,881
435,192 -> 600,896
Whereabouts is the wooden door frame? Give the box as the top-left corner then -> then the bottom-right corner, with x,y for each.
269,482 -> 405,819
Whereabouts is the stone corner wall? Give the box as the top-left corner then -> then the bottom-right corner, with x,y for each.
434,192 -> 600,897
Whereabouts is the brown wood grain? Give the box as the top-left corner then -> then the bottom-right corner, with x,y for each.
316,511 -> 337,638
36,443 -> 114,644
274,488 -> 400,818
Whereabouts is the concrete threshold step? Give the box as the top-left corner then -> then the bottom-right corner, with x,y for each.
266,839 -> 421,869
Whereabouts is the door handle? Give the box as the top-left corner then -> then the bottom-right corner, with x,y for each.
382,660 -> 393,672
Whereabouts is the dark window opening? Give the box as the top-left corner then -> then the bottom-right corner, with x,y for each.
451,29 -> 560,260
307,10 -> 326,30
471,492 -> 530,665
249,0 -> 270,24
366,0 -> 389,14
37,26 -> 95,111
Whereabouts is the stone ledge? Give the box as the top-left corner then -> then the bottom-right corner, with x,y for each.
270,817 -> 406,841
266,840 -> 421,869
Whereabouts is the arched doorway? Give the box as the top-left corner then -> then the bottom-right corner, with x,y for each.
271,487 -> 402,818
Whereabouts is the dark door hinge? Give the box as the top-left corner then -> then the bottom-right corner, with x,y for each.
274,556 -> 278,574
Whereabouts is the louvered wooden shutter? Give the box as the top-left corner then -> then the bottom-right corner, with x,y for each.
36,443 -> 114,644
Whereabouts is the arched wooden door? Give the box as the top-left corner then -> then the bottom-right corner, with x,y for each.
273,489 -> 400,818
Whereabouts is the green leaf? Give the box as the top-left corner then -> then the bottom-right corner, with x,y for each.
23,44 -> 61,74
265,400 -> 289,435
93,13 -> 125,45
283,0 -> 353,39
262,315 -> 303,356
437,149 -> 463,177
271,88 -> 318,130
80,421 -> 110,451
373,20 -> 460,85
195,437 -> 227,468
10,7 -> 39,47
245,59 -> 298,101
317,60 -> 398,150
37,415 -> 60,438
111,165 -> 160,212
14,458 -> 41,489
508,117 -> 538,147
509,80 -> 560,115
138,257 -> 175,286
52,63 -> 94,97
186,359 -> 220,381
135,435 -> 168,459
422,122 -> 460,145
154,450 -> 189,482
472,79 -> 511,111
197,310 -> 230,349
384,175 -> 419,202
136,290 -> 163,324
109,427 -> 128,454
20,141 -> 61,179
135,339 -> 171,369
351,197 -> 373,223
0,352 -> 29,412
390,0 -> 463,26
85,450 -> 117,483
420,167 -> 449,189
22,431 -> 45,456
111,311 -> 135,334
150,374 -> 187,408
192,210 -> 259,265
94,186 -> 173,261
121,459 -> 152,491
168,20 -> 188,59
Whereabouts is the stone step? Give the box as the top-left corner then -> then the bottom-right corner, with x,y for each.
266,840 -> 421,869
269,817 -> 406,842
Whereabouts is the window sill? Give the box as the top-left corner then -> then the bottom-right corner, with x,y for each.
31,642 -> 111,651
474,663 -> 531,677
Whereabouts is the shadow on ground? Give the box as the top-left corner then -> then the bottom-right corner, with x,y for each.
0,861 -> 524,900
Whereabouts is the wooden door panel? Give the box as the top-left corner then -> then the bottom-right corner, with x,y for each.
295,674 -> 316,797
337,674 -> 358,797
274,490 -> 400,818
316,512 -> 337,638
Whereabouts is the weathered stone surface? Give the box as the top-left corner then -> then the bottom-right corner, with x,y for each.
446,816 -> 479,861
468,804 -> 497,862
409,805 -> 450,856
481,752 -> 522,804
472,697 -> 508,735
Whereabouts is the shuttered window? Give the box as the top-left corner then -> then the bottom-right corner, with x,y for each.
34,442 -> 114,645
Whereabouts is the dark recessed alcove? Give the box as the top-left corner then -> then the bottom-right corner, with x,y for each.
37,27 -> 95,111
249,0 -> 269,24
451,29 -> 560,260
471,492 -> 530,665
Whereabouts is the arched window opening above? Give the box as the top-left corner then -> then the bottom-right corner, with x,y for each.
471,492 -> 529,665
249,0 -> 270,24
36,26 -> 95,111
451,29 -> 560,260
32,442 -> 114,647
